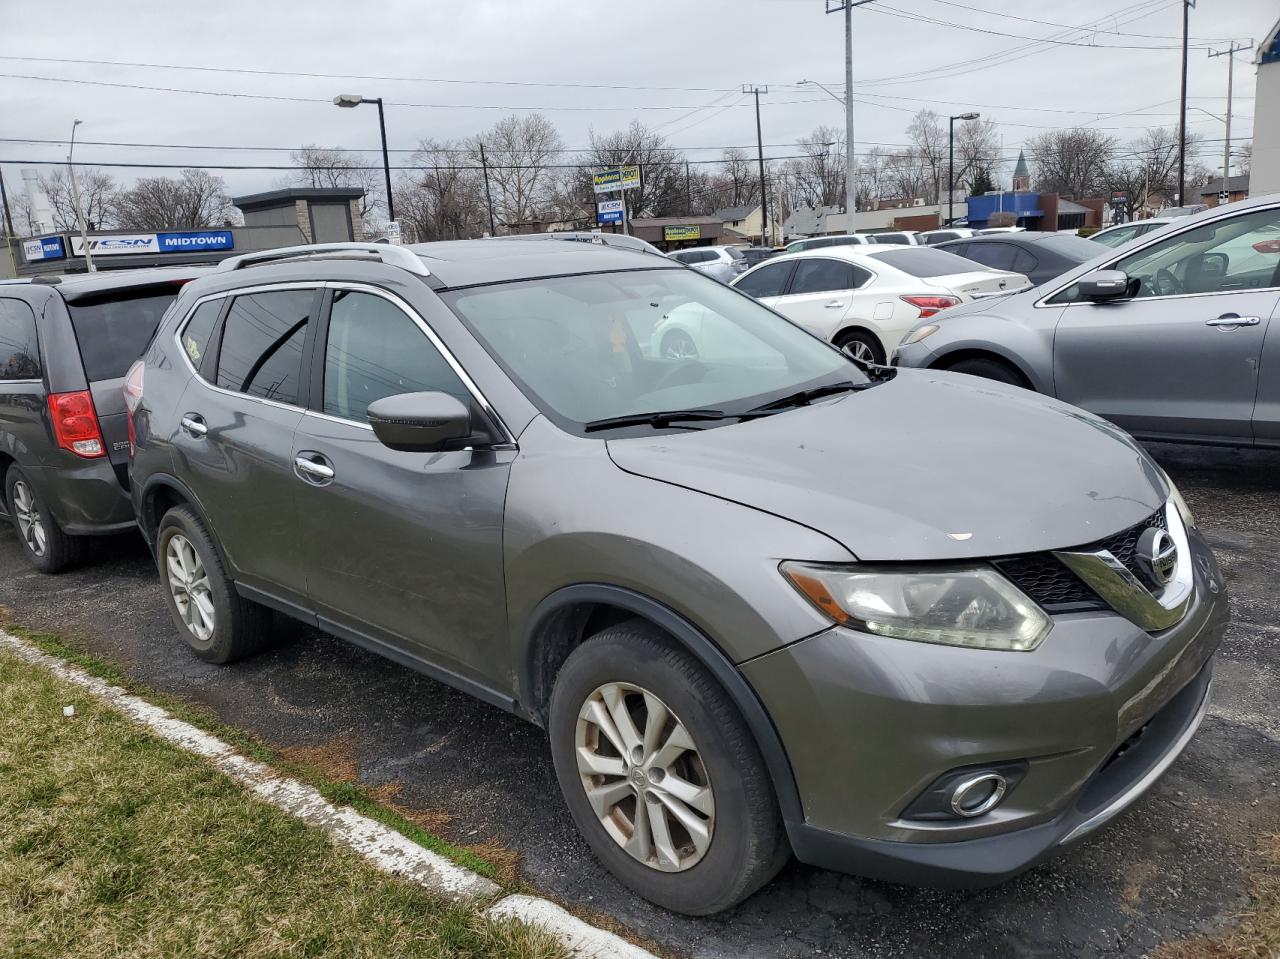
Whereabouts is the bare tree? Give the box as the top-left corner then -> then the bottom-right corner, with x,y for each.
1026,128 -> 1116,198
1237,140 -> 1252,176
395,140 -> 487,242
785,126 -> 845,209
289,145 -> 382,220
471,114 -> 564,228
907,110 -> 947,202
1102,126 -> 1207,217
952,117 -> 1000,199
37,167 -> 118,231
114,169 -> 235,230
581,121 -> 686,219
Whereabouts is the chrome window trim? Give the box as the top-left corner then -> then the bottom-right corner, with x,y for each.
0,379 -> 43,386
323,282 -> 516,446
173,282 -> 325,416
1034,200 -> 1280,309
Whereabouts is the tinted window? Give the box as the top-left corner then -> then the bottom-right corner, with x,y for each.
1094,225 -> 1140,248
216,290 -> 314,405
67,286 -> 183,381
179,299 -> 223,376
734,261 -> 794,298
1011,248 -> 1039,274
957,241 -> 1017,271
868,248 -> 982,277
873,233 -> 908,244
923,231 -> 959,245
724,247 -> 744,260
323,291 -> 467,422
0,298 -> 40,381
789,258 -> 858,295
1034,234 -> 1109,262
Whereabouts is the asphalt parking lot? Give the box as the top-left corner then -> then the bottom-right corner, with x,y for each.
1,440 -> 1277,959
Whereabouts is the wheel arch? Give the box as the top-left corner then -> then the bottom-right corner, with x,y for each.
520,582 -> 805,828
0,451 -> 15,508
137,474 -> 225,560
832,324 -> 888,362
929,347 -> 1040,391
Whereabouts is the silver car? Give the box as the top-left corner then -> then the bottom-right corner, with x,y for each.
668,245 -> 748,283
894,195 -> 1280,447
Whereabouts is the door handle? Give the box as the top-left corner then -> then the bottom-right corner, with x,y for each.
179,415 -> 207,438
1205,314 -> 1261,328
294,455 -> 335,482
824,300 -> 847,309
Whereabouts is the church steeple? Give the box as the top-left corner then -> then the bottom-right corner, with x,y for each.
1012,150 -> 1031,192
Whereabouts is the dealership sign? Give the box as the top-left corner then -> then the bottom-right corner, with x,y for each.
21,236 -> 67,263
71,229 -> 234,257
597,198 -> 624,224
663,225 -> 700,242
592,164 -> 641,194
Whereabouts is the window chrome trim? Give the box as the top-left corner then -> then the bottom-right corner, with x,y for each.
173,282 -> 325,416
323,282 -> 516,446
0,378 -> 43,386
1034,200 -> 1280,308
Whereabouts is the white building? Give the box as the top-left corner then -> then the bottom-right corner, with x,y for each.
1252,19 -> 1280,196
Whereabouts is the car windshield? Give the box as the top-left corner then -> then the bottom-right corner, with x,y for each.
443,269 -> 864,433
1034,234 -> 1108,261
867,248 -> 984,277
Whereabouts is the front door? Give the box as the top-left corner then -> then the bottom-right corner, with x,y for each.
1051,205 -> 1280,443
289,286 -> 513,691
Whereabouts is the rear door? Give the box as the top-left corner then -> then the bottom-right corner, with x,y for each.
768,258 -> 868,339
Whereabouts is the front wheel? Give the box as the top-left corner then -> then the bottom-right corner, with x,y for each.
549,620 -> 789,915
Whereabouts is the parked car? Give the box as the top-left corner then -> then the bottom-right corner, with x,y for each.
919,228 -> 976,245
668,245 -> 748,283
730,245 -> 1030,363
0,268 -> 204,572
1090,217 -> 1175,249
936,232 -> 1107,286
895,195 -> 1280,447
735,246 -> 777,268
783,234 -> 872,253
129,240 -> 1224,915
868,231 -> 919,245
1163,204 -> 1210,218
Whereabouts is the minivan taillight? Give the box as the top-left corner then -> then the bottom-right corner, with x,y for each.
48,391 -> 105,458
124,360 -> 145,453
900,295 -> 960,319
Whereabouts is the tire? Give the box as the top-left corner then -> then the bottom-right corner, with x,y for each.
944,356 -> 1029,388
4,465 -> 85,573
549,619 -> 789,915
833,329 -> 885,366
660,329 -> 699,360
156,505 -> 272,664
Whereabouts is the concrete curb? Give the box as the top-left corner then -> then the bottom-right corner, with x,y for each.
0,631 -> 659,959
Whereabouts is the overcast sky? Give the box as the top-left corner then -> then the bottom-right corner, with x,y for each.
1,0 -> 1274,207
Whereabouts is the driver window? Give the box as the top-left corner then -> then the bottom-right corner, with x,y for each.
1113,207 -> 1280,299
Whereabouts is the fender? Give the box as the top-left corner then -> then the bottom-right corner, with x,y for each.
523,583 -> 806,831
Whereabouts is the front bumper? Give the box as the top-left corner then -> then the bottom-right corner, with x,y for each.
742,525 -> 1228,887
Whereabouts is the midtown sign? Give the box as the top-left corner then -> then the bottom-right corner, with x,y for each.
70,230 -> 234,257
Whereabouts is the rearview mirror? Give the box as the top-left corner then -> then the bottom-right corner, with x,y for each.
368,392 -> 472,453
1076,269 -> 1132,301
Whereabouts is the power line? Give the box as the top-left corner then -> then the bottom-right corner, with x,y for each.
907,0 -> 1242,42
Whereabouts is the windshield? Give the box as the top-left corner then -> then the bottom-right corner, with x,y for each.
868,248 -> 985,278
443,269 -> 863,433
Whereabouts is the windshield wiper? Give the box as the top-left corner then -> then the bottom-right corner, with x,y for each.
746,381 -> 872,415
583,409 -> 737,433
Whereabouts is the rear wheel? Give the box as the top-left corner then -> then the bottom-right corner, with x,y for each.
944,356 -> 1030,388
4,466 -> 84,573
549,619 -> 789,915
157,505 -> 272,664
833,329 -> 885,365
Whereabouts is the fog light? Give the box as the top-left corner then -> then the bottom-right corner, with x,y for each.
949,772 -> 1008,818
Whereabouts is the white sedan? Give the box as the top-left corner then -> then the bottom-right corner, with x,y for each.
723,245 -> 1030,363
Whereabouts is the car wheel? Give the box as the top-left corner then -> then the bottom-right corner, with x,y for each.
157,505 -> 272,664
660,329 -> 699,360
549,619 -> 789,915
833,330 -> 885,365
945,357 -> 1029,388
4,466 -> 85,573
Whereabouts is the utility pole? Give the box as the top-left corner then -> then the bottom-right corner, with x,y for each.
477,141 -> 497,236
0,166 -> 18,276
1176,0 -> 1195,207
825,0 -> 875,235
1209,41 -> 1250,205
744,85 -> 769,243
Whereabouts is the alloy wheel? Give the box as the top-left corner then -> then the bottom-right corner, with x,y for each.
845,339 -> 876,363
12,480 -> 47,557
576,682 -> 715,873
165,533 -> 215,642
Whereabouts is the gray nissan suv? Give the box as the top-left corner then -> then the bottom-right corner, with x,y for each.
128,241 -> 1227,915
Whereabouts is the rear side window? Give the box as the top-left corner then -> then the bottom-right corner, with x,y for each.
868,248 -> 981,278
959,242 -> 1018,271
179,299 -> 223,374
789,258 -> 860,295
735,261 -> 794,298
0,298 -> 40,381
1011,248 -> 1039,274
724,247 -> 744,260
66,286 -> 182,382
216,290 -> 315,405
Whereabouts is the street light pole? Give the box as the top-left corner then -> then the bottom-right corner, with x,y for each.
822,0 -> 875,235
67,120 -> 96,273
948,112 -> 980,226
334,94 -> 395,225
1208,42 -> 1250,205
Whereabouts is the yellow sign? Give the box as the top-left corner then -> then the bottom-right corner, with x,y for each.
664,225 -> 701,242
592,164 -> 642,194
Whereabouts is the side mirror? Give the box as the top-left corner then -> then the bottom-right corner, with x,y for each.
367,392 -> 472,453
1076,269 -> 1132,301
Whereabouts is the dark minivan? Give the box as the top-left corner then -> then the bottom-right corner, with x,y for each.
0,268 -> 203,571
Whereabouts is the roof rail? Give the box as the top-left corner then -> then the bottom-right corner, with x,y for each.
216,242 -> 431,277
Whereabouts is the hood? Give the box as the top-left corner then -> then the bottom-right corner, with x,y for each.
606,371 -> 1166,561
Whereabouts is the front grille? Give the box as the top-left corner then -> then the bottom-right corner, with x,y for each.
994,507 -> 1167,613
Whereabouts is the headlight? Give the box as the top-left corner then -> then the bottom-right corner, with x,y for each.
1162,473 -> 1196,528
781,562 -> 1052,651
900,324 -> 940,346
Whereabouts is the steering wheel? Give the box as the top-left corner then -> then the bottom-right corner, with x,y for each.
1154,267 -> 1184,297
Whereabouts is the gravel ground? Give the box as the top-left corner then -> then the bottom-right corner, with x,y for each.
0,440 -> 1276,959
